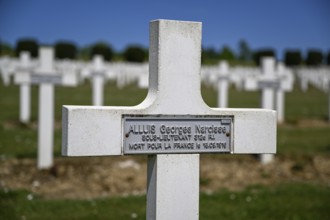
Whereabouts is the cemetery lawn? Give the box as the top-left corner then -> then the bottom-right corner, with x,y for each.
1,82 -> 329,158
1,81 -> 330,219
1,183 -> 329,220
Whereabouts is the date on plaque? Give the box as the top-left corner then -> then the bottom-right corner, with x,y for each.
122,115 -> 233,154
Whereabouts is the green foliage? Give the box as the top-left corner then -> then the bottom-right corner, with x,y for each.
123,45 -> 147,63
0,41 -> 14,56
327,51 -> 330,65
90,42 -> 114,61
305,49 -> 323,66
202,47 -> 219,64
238,40 -> 252,62
284,50 -> 302,66
78,46 -> 91,61
253,49 -> 276,66
219,46 -> 236,61
15,38 -> 39,58
54,41 -> 77,60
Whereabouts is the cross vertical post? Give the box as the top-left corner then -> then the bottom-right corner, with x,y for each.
261,57 -> 275,110
145,20 -> 202,219
275,63 -> 285,123
91,55 -> 105,106
19,52 -> 32,123
217,61 -> 229,108
259,57 -> 276,164
37,47 -> 55,169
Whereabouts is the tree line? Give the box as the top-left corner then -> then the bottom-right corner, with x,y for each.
0,39 -> 148,63
0,38 -> 329,66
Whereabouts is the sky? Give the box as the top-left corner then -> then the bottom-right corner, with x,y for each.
0,0 -> 329,59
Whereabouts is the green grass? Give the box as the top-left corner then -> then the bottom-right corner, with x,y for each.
1,183 -> 329,220
1,80 -> 330,219
0,189 -> 146,220
277,126 -> 330,156
285,84 -> 329,122
200,183 -> 330,220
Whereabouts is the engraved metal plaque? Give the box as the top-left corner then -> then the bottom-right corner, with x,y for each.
218,76 -> 230,81
123,115 -> 233,155
31,74 -> 62,85
258,80 -> 280,89
91,72 -> 105,77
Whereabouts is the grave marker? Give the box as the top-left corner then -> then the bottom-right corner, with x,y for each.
14,52 -> 33,123
217,61 -> 229,108
16,47 -> 78,169
260,58 -> 277,164
0,56 -> 13,86
35,47 -> 57,169
244,58 -> 293,163
275,62 -> 293,123
91,55 -> 105,106
62,20 -> 276,219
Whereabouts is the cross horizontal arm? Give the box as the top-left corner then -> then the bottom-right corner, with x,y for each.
62,105 -> 144,156
62,105 -> 276,156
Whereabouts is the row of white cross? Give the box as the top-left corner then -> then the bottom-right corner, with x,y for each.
2,43 -> 328,169
296,68 -> 330,123
296,67 -> 330,93
0,53 -> 298,91
0,54 -> 148,88
2,47 -> 328,169
2,50 -> 329,94
3,49 -> 329,116
3,53 -> 296,123
213,59 -> 294,122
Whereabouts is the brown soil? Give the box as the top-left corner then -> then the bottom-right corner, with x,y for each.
1,154 -> 329,199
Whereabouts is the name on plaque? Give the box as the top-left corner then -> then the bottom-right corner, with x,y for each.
123,115 -> 233,154
92,71 -> 105,77
258,80 -> 280,89
31,74 -> 62,85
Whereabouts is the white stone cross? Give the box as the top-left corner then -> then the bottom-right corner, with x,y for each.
244,57 -> 277,164
91,55 -> 106,106
138,64 -> 149,89
244,57 -> 293,122
275,62 -> 294,123
62,20 -> 276,220
15,47 -> 78,169
217,61 -> 230,108
244,57 -> 293,164
35,47 -> 60,169
14,52 -> 34,123
0,56 -> 14,86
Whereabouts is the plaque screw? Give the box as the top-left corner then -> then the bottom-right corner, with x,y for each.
226,132 -> 230,137
125,133 -> 129,138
